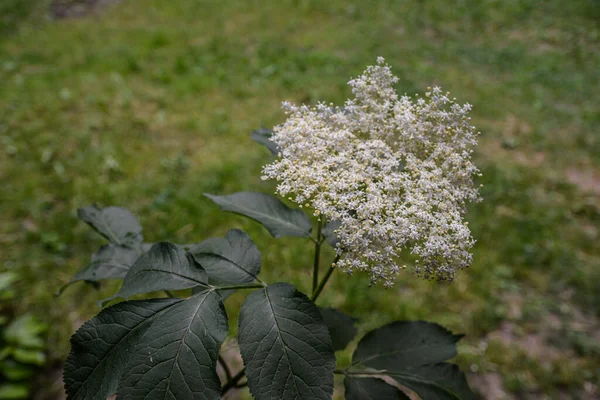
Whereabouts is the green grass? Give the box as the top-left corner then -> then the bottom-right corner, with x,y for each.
1,0 -> 599,398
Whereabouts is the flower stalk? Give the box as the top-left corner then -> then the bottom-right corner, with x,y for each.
312,218 -> 324,294
312,255 -> 340,302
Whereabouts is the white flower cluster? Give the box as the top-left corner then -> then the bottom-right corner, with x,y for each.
263,58 -> 480,286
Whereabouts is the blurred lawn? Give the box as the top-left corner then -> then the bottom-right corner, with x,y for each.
1,0 -> 599,398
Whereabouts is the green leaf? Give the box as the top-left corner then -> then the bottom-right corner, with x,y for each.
322,219 -> 341,248
251,127 -> 279,155
3,315 -> 47,349
0,272 -> 17,292
11,349 -> 45,366
352,321 -> 462,370
117,290 -> 228,400
59,244 -> 141,294
64,298 -> 180,400
189,229 -> 261,285
205,192 -> 312,239
78,206 -> 143,248
0,348 -> 11,361
387,364 -> 474,400
319,307 -> 358,351
238,283 -> 335,400
0,359 -> 36,380
0,384 -> 29,399
106,242 -> 208,302
350,321 -> 475,400
344,376 -> 410,400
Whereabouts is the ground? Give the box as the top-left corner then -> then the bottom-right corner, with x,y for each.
0,0 -> 599,399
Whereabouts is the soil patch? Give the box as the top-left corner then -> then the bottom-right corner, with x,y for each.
49,0 -> 121,19
566,167 -> 600,196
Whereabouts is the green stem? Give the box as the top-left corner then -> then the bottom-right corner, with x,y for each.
222,367 -> 246,395
312,219 -> 324,294
311,255 -> 340,302
213,282 -> 266,291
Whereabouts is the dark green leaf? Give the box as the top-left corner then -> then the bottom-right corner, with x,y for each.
117,290 -> 228,400
142,243 -> 195,252
322,219 -> 341,248
387,364 -> 474,400
344,376 -> 410,400
238,283 -> 335,400
64,298 -> 180,400
319,307 -> 358,351
251,127 -> 279,155
189,229 -> 261,285
142,242 -> 154,252
205,192 -> 312,238
75,244 -> 139,280
352,321 -> 462,370
350,321 -> 475,400
78,206 -> 143,248
107,242 -> 208,302
59,245 -> 141,294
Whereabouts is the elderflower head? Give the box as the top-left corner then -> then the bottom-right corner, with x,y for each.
263,58 -> 480,287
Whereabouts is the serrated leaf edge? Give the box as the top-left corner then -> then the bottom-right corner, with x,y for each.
64,298 -> 181,400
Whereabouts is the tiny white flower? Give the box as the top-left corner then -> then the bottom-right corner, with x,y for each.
263,58 -> 480,286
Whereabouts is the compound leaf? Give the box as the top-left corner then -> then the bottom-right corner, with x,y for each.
349,321 -> 475,400
117,290 -> 228,400
77,206 -> 142,248
238,283 -> 335,400
205,192 -> 312,239
387,363 -> 474,400
352,321 -> 462,370
319,307 -> 358,351
64,298 -> 180,400
74,244 -> 139,281
107,242 -> 208,302
189,229 -> 261,285
59,245 -> 141,294
344,375 -> 410,400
